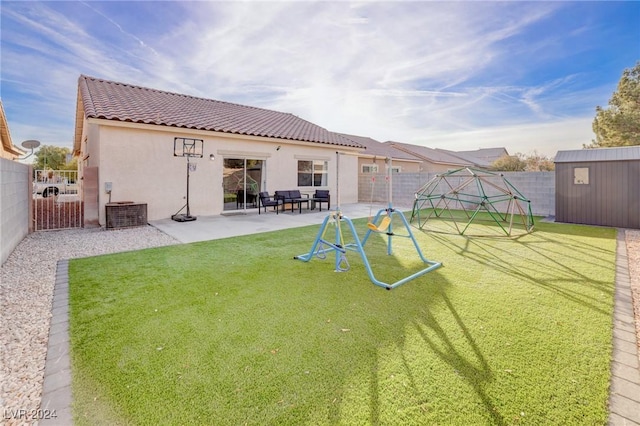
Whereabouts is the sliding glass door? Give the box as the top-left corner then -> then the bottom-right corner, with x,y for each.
222,158 -> 265,211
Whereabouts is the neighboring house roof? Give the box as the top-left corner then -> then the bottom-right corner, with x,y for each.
0,100 -> 24,158
555,146 -> 640,163
75,75 -> 362,150
337,133 -> 419,162
385,140 -> 475,167
438,147 -> 508,167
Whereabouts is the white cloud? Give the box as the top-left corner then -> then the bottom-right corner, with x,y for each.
0,0 -> 626,157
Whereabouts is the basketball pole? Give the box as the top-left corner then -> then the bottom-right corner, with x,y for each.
172,137 -> 202,222
172,156 -> 197,222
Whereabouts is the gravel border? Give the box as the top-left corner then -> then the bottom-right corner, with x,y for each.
1,226 -> 178,425
1,225 -> 639,424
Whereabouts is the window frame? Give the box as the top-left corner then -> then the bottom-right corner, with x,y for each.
297,159 -> 328,187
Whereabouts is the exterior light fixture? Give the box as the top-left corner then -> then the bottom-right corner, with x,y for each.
209,154 -> 215,161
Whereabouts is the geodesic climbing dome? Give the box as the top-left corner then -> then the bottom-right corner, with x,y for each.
410,167 -> 534,236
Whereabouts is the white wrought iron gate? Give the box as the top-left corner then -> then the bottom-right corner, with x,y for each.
32,169 -> 83,231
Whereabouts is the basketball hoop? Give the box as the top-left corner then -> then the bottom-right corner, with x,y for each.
174,137 -> 203,158
172,137 -> 204,222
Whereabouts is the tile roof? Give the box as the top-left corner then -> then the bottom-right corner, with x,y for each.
337,133 -> 419,161
434,147 -> 507,168
77,75 -> 362,148
385,141 -> 474,166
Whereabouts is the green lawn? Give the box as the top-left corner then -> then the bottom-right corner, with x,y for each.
69,218 -> 617,425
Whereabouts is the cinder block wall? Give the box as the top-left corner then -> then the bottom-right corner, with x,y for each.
1,159 -> 30,265
359,171 -> 555,217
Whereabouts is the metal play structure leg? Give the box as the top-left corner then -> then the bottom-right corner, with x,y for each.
294,209 -> 442,290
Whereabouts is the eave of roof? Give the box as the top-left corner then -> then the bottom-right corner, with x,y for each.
0,100 -> 24,156
77,75 -> 362,149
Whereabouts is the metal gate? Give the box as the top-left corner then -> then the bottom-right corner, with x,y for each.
33,169 -> 83,231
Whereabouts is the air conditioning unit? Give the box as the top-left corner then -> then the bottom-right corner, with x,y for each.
106,202 -> 147,229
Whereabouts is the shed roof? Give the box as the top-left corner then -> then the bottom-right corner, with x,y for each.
555,146 -> 640,163
76,75 -> 362,149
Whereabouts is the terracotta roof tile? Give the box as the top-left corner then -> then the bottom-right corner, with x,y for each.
78,75 -> 362,148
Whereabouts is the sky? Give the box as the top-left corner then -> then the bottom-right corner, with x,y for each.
1,1 -> 639,159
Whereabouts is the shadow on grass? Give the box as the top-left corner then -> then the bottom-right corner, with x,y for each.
423,221 -> 616,317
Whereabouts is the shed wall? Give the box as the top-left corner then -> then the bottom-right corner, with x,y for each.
555,160 -> 640,228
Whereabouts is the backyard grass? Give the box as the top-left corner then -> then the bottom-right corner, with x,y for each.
69,217 -> 617,425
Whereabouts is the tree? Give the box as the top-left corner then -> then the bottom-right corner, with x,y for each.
490,151 -> 555,172
589,62 -> 640,148
523,150 -> 555,171
490,154 -> 526,171
33,145 -> 74,170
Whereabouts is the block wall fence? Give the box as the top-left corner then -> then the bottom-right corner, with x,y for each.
1,159 -> 31,265
1,169 -> 556,264
358,171 -> 556,217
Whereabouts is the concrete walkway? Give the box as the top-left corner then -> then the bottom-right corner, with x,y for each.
39,208 -> 640,424
149,203 -> 388,243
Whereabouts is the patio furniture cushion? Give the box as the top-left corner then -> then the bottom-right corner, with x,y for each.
274,190 -> 310,213
258,192 -> 282,214
313,190 -> 330,210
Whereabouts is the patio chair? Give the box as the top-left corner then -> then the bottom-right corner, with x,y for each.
258,192 -> 282,214
237,189 -> 257,209
313,190 -> 330,211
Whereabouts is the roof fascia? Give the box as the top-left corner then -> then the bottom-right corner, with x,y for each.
0,102 -> 25,156
73,89 -> 86,156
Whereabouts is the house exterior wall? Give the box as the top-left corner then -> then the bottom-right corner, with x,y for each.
357,158 -> 420,173
81,121 -> 358,224
419,161 -> 459,174
556,160 -> 640,229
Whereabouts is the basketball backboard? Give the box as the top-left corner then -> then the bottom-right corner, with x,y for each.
173,137 -> 203,158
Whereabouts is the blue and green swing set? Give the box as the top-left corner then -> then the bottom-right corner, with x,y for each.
294,154 -> 442,290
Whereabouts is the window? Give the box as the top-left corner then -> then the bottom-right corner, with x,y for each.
573,167 -> 589,185
361,164 -> 379,173
298,160 -> 328,187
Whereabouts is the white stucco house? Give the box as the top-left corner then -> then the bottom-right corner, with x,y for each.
73,75 -> 364,226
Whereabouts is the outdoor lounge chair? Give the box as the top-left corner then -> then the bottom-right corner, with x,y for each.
312,190 -> 330,211
258,192 -> 282,214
